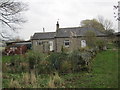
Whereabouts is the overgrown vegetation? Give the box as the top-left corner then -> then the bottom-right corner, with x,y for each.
2,43 -> 118,88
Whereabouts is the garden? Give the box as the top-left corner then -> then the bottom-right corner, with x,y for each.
2,42 -> 119,88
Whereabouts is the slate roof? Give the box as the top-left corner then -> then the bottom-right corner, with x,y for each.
32,27 -> 106,39
32,32 -> 56,40
55,27 -> 106,38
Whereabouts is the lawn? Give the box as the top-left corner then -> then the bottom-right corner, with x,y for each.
2,49 -> 118,88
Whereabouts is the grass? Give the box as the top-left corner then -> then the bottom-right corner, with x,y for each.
2,55 -> 20,63
62,49 -> 118,88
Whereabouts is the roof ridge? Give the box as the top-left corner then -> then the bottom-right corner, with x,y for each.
59,27 -> 82,29
35,32 -> 56,34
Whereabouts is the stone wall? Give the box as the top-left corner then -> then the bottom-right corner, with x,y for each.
32,36 -> 107,53
32,39 -> 55,53
55,37 -> 83,52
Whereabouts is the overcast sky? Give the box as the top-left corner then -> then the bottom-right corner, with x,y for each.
16,0 -> 119,40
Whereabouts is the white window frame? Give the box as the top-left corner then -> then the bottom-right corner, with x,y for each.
64,40 -> 70,47
49,41 -> 54,51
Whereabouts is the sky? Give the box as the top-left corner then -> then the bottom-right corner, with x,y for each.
8,0 -> 120,40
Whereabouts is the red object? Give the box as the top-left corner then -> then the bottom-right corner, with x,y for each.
4,44 -> 27,55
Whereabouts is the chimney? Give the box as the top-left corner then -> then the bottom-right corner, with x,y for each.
43,27 -> 45,32
56,21 -> 59,31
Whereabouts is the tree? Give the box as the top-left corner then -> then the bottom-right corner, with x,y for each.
97,15 -> 116,40
97,16 -> 113,31
84,30 -> 97,48
12,36 -> 24,42
0,0 -> 28,38
113,1 -> 120,21
80,19 -> 105,32
81,17 -> 114,34
84,30 -> 107,50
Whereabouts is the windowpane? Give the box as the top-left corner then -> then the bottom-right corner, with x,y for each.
64,40 -> 70,47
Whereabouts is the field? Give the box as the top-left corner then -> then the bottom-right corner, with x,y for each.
2,45 -> 119,88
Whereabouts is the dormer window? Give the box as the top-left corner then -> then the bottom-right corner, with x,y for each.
64,40 -> 70,47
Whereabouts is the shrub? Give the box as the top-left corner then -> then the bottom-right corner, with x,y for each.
37,60 -> 50,74
96,38 -> 107,50
68,50 -> 83,72
47,52 -> 68,72
61,45 -> 69,53
60,60 -> 72,73
19,61 -> 29,73
26,51 -> 48,74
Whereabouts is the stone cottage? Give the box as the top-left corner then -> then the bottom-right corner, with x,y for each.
31,22 -> 107,52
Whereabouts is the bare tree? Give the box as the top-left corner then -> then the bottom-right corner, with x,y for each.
97,15 -> 113,31
0,0 -> 28,38
113,1 -> 120,21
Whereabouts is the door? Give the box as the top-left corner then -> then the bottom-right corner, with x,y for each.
49,41 -> 54,51
81,40 -> 86,48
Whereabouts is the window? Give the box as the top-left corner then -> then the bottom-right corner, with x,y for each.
35,41 -> 42,46
64,40 -> 70,47
81,40 -> 86,48
38,41 -> 43,45
36,41 -> 43,46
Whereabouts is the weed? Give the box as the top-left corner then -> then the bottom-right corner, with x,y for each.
30,70 -> 37,84
48,76 -> 55,88
9,78 -> 20,88
22,72 -> 30,85
48,72 -> 64,88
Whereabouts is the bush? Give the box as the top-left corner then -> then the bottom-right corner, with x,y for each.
67,50 -> 84,72
37,60 -> 50,74
3,48 -> 97,75
47,52 -> 68,72
96,38 -> 107,50
60,60 -> 72,73
26,51 -> 44,69
26,51 -> 49,74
